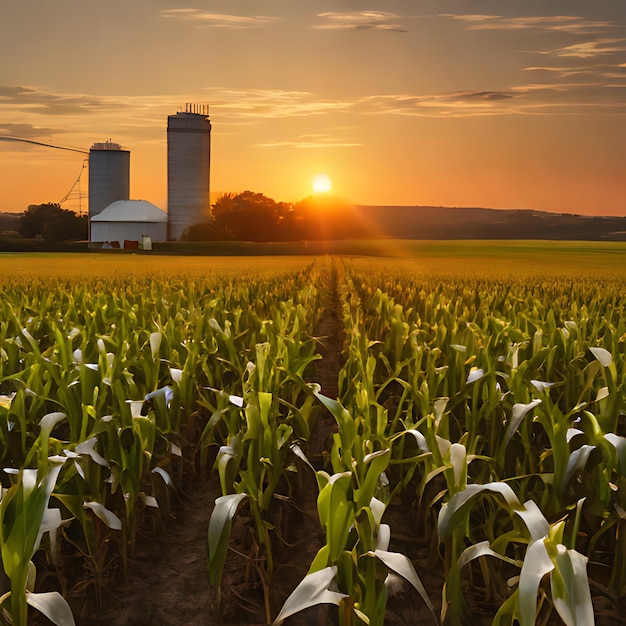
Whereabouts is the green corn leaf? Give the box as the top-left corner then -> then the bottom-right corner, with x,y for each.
1,463 -> 66,626
374,549 -> 438,624
433,397 -> 449,429
377,523 -> 391,551
308,544 -> 331,574
505,400 -> 542,444
259,391 -> 273,428
519,539 -> 554,626
208,493 -> 248,588
216,437 -> 241,495
550,547 -> 593,626
83,502 -> 122,531
531,380 -> 557,393
291,443 -> 315,473
449,443 -> 467,489
563,445 -> 594,490
229,394 -> 244,408
75,438 -> 108,467
169,367 -> 183,384
492,589 -> 520,626
149,332 -> 161,359
438,482 -> 521,538
323,473 -> 354,563
26,591 -> 75,626
466,368 -> 484,384
402,428 -> 429,453
516,500 -> 550,542
595,387 -> 609,402
36,508 -> 65,566
436,436 -> 451,460
605,433 -> 626,474
357,449 -> 390,508
151,467 -> 174,488
273,566 -> 348,625
457,540 -> 522,570
39,412 -> 67,435
369,497 -> 385,527
589,347 -> 612,368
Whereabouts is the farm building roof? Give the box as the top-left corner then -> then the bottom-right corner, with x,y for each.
91,200 -> 167,223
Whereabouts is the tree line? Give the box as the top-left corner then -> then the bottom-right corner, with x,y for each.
186,191 -> 367,242
17,203 -> 87,242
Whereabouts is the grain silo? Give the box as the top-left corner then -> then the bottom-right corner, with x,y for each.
167,104 -> 212,240
88,141 -> 130,220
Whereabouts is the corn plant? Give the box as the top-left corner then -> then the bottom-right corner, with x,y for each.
274,393 -> 437,626
0,412 -> 75,626
441,486 -> 594,625
207,337 -> 319,622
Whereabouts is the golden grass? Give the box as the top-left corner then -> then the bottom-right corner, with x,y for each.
2,240 -> 625,282
0,253 -> 314,281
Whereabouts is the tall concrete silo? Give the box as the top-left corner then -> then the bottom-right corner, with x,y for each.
167,104 -> 212,240
88,141 -> 130,221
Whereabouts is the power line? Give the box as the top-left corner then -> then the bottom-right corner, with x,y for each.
1,136 -> 90,213
0,136 -> 88,155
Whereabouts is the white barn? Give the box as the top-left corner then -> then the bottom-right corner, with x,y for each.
90,200 -> 168,246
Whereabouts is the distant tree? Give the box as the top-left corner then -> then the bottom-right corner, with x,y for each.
183,220 -> 236,242
211,192 -> 238,220
19,203 -> 87,242
211,191 -> 293,241
187,190 -> 368,242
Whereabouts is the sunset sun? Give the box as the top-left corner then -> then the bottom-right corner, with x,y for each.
312,174 -> 332,194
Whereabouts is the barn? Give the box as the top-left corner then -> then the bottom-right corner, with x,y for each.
90,200 -> 168,247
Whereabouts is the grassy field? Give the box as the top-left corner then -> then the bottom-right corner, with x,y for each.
0,252 -> 313,280
2,240 -> 625,280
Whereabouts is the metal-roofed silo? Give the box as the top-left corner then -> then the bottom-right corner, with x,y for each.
167,104 -> 212,240
88,141 -> 130,220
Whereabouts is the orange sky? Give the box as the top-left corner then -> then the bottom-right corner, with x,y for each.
1,1 -> 625,216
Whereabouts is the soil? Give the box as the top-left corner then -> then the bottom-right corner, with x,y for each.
79,481 -> 219,626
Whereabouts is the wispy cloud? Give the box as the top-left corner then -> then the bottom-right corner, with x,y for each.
0,122 -> 69,152
0,85 -> 353,127
449,91 -> 514,101
523,63 -> 626,80
160,9 -> 278,29
359,79 -> 626,117
0,85 -> 132,116
205,88 -> 353,118
315,11 -> 407,33
540,38 -> 626,59
0,122 -> 63,139
0,86 -> 198,148
360,92 -> 518,118
510,82 -> 602,95
442,14 -> 619,35
253,133 -> 361,149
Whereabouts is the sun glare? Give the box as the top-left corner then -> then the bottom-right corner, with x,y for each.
312,173 -> 332,194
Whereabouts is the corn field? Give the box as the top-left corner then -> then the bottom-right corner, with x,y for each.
0,251 -> 624,625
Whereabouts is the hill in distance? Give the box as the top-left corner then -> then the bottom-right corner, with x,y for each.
354,205 -> 626,241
